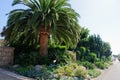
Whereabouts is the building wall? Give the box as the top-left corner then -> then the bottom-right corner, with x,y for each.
0,47 -> 14,66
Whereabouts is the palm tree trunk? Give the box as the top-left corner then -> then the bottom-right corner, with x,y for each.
40,32 -> 49,57
39,26 -> 50,57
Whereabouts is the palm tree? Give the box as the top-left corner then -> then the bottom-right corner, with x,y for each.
4,0 -> 80,57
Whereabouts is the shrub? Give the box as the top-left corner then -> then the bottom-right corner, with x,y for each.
49,46 -> 77,64
79,47 -> 86,54
15,65 -> 52,79
106,61 -> 113,65
64,65 -> 75,76
76,47 -> 86,61
104,61 -> 113,69
88,69 -> 101,78
74,65 -> 87,78
87,52 -> 97,63
81,61 -> 95,69
55,63 -> 87,78
14,51 -> 40,66
15,66 -> 41,77
66,51 -> 76,62
48,46 -> 67,64
55,65 -> 74,77
95,62 -> 105,69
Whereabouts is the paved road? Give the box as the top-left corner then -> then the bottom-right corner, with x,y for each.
0,68 -> 34,80
94,59 -> 120,80
0,72 -> 19,80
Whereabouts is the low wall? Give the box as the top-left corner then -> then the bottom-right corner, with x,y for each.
0,47 -> 14,66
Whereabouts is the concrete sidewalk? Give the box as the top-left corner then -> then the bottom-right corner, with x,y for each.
0,68 -> 34,80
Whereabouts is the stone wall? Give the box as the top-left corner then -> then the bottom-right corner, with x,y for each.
0,47 -> 14,66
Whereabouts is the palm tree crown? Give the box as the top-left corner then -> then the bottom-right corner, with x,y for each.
4,0 -> 81,56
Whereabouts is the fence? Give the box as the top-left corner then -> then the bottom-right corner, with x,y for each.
0,47 -> 14,66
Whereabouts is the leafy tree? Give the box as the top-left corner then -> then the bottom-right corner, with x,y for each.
77,27 -> 89,47
101,42 -> 112,57
88,34 -> 103,58
76,28 -> 112,62
4,0 -> 80,57
88,34 -> 112,58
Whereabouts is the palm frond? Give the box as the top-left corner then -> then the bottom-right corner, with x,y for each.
5,0 -> 81,48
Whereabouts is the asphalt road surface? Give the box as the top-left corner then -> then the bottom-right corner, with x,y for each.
94,59 -> 120,80
0,72 -> 19,80
0,68 -> 34,80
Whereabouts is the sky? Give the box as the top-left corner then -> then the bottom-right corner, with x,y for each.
1,0 -> 120,55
